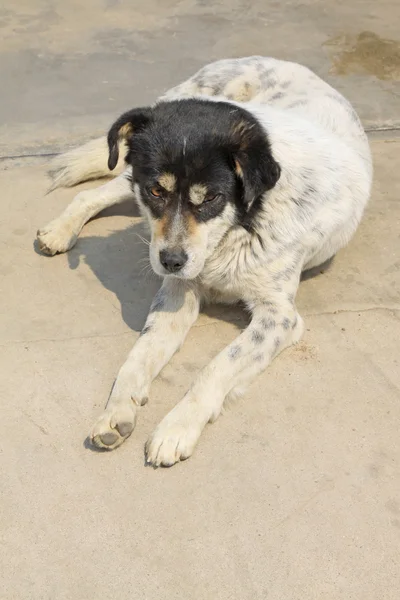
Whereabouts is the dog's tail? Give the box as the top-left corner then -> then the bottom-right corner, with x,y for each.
47,136 -> 128,192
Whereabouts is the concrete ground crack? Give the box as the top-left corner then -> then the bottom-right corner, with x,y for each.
0,152 -> 58,161
304,305 -> 399,317
1,330 -> 134,347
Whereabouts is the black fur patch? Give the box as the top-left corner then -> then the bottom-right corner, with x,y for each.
107,98 -> 281,231
107,107 -> 152,170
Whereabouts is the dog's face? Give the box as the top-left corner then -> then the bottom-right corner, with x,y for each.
107,99 -> 280,279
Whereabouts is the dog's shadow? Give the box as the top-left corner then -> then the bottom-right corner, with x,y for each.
62,200 -> 249,333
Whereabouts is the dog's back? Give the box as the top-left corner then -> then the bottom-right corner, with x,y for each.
162,56 -> 371,169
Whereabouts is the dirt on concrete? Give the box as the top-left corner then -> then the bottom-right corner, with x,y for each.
325,31 -> 400,80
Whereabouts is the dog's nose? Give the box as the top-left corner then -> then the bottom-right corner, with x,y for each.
159,249 -> 188,273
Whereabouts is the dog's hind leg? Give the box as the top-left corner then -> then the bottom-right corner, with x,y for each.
37,170 -> 133,255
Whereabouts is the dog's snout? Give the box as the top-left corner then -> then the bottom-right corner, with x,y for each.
159,249 -> 188,273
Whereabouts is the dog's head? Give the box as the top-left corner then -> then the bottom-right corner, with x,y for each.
107,99 -> 280,279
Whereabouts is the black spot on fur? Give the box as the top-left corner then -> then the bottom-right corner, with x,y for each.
288,100 -> 306,109
260,317 -> 276,331
291,187 -> 316,209
229,345 -> 241,360
251,330 -> 265,345
282,317 -> 291,330
273,265 -> 295,282
259,69 -> 277,88
270,92 -> 284,102
273,336 -> 281,354
304,184 -> 317,196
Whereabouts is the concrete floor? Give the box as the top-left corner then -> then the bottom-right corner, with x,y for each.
1,1 -> 400,599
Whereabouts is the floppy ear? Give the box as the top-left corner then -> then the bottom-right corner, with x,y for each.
107,107 -> 152,170
231,121 -> 281,209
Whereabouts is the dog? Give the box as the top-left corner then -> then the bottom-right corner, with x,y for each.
37,56 -> 372,466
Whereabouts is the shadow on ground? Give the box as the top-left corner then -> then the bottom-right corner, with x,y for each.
53,200 -> 251,333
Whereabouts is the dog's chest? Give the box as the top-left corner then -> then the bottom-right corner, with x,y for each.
200,230 -> 265,299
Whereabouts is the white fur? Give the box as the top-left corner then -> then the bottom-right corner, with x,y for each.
47,137 -> 128,191
37,171 -> 133,254
37,56 -> 372,466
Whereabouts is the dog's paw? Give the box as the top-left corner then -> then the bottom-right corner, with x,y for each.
145,402 -> 203,467
37,219 -> 78,255
90,404 -> 137,450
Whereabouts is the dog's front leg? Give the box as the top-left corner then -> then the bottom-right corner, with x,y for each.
37,170 -> 133,255
146,297 -> 304,466
90,278 -> 200,449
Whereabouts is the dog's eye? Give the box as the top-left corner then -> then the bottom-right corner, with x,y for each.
204,193 -> 221,204
150,187 -> 163,198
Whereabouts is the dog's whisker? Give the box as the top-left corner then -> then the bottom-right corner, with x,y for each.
134,233 -> 151,246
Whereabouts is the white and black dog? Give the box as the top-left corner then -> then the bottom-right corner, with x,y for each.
37,56 -> 372,466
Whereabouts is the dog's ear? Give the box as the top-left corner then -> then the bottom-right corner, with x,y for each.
229,119 -> 281,209
107,107 -> 153,170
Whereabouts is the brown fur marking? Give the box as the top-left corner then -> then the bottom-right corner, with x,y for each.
119,123 -> 133,138
154,214 -> 170,241
234,159 -> 243,178
185,213 -> 200,237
